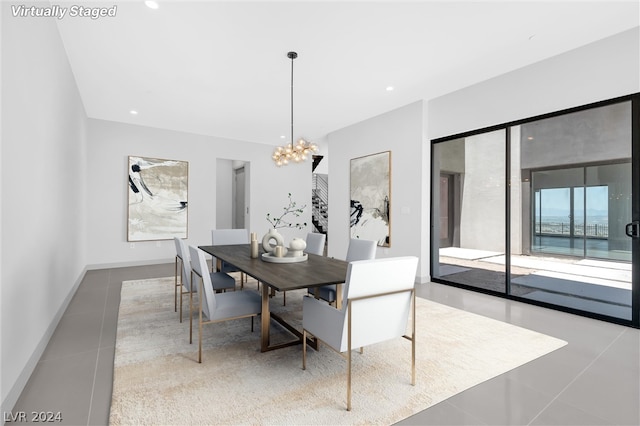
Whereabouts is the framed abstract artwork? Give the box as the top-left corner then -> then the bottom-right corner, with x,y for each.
127,156 -> 188,241
350,151 -> 391,247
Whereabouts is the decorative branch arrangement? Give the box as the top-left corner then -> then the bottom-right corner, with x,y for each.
266,193 -> 308,229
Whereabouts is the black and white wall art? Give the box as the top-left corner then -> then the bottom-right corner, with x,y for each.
127,156 -> 188,241
350,151 -> 391,247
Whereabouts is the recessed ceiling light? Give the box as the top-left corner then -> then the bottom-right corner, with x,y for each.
280,135 -> 286,139
130,110 -> 139,115
386,86 -> 394,91
145,1 -> 159,10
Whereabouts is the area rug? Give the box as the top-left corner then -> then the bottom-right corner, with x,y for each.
109,277 -> 567,425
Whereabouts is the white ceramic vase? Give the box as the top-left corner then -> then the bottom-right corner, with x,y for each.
262,228 -> 285,254
288,237 -> 307,257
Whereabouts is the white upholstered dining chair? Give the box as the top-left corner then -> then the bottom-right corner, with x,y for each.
174,237 -> 196,322
305,232 -> 326,256
174,237 -> 186,313
188,245 -> 261,363
309,238 -> 377,304
175,237 -> 236,322
211,228 -> 250,288
178,241 -> 237,326
302,256 -> 419,411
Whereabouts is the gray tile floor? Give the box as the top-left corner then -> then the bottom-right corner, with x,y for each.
11,263 -> 640,425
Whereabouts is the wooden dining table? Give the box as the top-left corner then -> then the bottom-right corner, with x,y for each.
198,244 -> 349,352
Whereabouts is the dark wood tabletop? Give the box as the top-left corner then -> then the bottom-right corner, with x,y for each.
198,244 -> 348,292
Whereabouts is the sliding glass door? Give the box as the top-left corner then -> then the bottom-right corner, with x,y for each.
431,95 -> 639,326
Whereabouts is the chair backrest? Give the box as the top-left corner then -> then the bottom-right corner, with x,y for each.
211,229 -> 249,245
345,238 -> 377,262
338,256 -> 418,351
174,237 -> 194,291
188,245 -> 216,321
305,233 -> 326,256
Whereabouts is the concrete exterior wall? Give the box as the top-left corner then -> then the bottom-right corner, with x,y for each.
459,131 -> 506,252
510,127 -> 523,255
520,101 -> 631,169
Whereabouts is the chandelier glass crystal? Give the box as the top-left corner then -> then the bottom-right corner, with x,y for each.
273,51 -> 318,167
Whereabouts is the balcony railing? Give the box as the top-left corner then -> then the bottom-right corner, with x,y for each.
534,222 -> 608,238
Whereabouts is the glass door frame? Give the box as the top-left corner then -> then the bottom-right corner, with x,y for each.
430,93 -> 640,328
631,94 -> 639,326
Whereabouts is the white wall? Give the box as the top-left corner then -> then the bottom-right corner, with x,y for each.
0,0 -> 4,411
429,27 -> 640,140
86,119 -> 312,267
326,101 -> 425,277
1,3 -> 88,412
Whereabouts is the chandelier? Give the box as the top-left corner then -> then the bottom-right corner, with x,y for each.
273,51 -> 318,167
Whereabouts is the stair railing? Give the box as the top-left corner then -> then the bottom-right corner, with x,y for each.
312,173 -> 329,234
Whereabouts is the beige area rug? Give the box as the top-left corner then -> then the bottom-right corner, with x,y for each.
109,277 -> 567,425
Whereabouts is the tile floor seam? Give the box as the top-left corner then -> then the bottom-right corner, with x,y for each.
537,400 -> 613,425
498,374 -> 612,425
39,347 -> 102,363
86,271 -> 112,426
444,397 -> 490,425
526,329 -> 627,425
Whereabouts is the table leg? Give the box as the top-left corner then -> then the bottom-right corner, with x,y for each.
215,258 -> 222,272
336,283 -> 343,309
261,281 -> 271,352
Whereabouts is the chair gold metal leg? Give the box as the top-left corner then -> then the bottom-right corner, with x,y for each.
198,275 -> 204,363
261,282 -> 270,352
189,271 -> 194,345
302,329 -> 307,370
174,256 -> 179,312
411,289 -> 416,386
347,349 -> 352,411
175,255 -> 186,315
347,299 -> 352,411
179,287 -> 183,323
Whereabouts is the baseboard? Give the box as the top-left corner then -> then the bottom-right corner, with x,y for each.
86,258 -> 174,270
1,267 -> 87,416
416,275 -> 431,284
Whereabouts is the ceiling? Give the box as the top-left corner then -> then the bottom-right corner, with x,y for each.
54,1 -> 639,146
